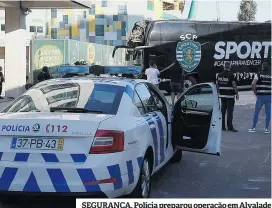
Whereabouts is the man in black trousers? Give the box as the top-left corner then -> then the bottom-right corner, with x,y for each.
160,60 -> 183,105
216,61 -> 239,132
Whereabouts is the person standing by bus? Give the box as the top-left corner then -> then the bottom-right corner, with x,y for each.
170,60 -> 183,105
145,60 -> 160,88
0,66 -> 4,99
216,61 -> 239,132
248,62 -> 271,134
37,66 -> 51,82
159,59 -> 183,105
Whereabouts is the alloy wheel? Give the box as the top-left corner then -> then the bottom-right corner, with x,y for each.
140,159 -> 151,198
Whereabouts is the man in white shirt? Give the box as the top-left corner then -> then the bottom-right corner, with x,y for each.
145,60 -> 160,88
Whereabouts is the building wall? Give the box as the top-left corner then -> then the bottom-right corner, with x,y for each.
46,1 -> 130,46
45,0 -> 181,46
0,0 -> 182,48
0,9 -> 48,45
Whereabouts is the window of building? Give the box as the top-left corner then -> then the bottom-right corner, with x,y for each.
147,0 -> 154,10
83,11 -> 87,18
101,0 -> 107,7
163,2 -> 174,10
1,24 -> 5,31
63,15 -> 68,24
51,28 -> 57,39
37,26 -> 43,33
51,8 -> 57,18
30,26 -> 36,32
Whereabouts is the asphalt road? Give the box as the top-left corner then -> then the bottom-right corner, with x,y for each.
0,91 -> 270,207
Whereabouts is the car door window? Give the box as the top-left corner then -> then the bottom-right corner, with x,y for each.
148,88 -> 167,114
180,84 -> 214,112
134,83 -> 157,113
133,91 -> 145,115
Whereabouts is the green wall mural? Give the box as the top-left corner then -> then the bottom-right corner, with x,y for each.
31,39 -> 126,82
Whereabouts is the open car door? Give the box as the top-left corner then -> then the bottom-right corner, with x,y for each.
172,83 -> 222,155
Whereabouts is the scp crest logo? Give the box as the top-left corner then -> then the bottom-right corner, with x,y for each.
176,40 -> 202,73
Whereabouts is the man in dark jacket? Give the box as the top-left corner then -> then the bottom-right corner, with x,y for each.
37,66 -> 51,82
0,66 -> 4,99
170,60 -> 183,105
160,60 -> 183,105
248,62 -> 271,134
216,61 -> 239,132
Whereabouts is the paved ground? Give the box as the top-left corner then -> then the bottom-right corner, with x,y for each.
0,92 -> 270,207
150,91 -> 271,198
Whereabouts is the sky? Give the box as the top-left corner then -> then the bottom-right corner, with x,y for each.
194,0 -> 271,22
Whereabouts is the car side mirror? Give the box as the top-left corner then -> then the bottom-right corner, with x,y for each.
185,99 -> 198,108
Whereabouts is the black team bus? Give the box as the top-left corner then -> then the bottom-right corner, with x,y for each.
112,20 -> 271,92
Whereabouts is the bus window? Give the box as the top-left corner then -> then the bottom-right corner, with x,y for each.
126,50 -> 142,66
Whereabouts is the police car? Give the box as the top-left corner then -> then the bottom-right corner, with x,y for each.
0,77 -> 222,198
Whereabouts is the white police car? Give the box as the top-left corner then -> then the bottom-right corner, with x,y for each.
0,77 -> 222,198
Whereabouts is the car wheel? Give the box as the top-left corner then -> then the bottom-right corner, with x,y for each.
170,149 -> 183,163
129,156 -> 151,198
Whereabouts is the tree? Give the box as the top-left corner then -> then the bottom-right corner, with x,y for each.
237,0 -> 257,21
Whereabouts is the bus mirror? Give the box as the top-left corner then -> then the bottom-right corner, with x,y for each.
112,46 -> 117,58
112,45 -> 130,58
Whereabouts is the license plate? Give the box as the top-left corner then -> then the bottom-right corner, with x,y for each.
11,138 -> 64,151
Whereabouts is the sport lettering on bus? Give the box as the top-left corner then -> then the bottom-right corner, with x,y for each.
213,41 -> 271,60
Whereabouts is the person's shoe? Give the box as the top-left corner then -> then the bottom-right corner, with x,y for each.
265,129 -> 270,134
0,96 -> 3,99
248,128 -> 256,133
228,128 -> 238,132
222,127 -> 226,131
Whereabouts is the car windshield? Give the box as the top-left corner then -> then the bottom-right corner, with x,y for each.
2,80 -> 124,115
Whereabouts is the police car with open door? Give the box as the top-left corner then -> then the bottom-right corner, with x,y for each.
0,76 -> 221,198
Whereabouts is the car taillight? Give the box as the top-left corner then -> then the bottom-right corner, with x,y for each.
89,130 -> 124,154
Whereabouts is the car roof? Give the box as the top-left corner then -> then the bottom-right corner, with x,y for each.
35,77 -> 148,88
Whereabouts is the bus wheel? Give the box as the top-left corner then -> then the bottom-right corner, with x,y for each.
184,76 -> 197,90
